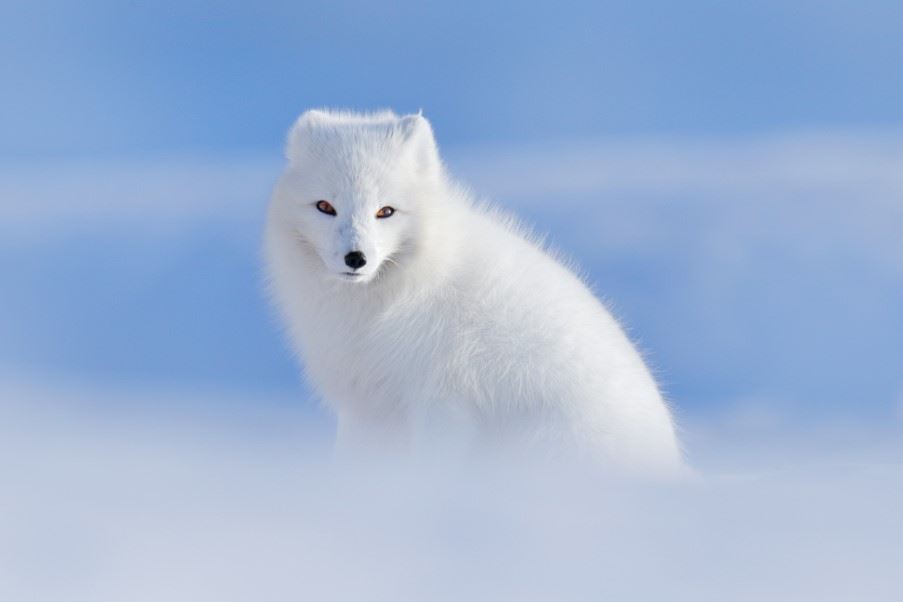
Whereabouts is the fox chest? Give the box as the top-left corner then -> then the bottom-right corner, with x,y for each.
299,305 -> 448,406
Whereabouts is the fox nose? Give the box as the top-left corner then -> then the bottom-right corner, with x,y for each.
344,251 -> 367,270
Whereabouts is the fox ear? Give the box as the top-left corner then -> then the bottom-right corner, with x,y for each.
285,109 -> 328,164
397,113 -> 440,176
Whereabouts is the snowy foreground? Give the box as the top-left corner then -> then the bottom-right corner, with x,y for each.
2,386 -> 901,602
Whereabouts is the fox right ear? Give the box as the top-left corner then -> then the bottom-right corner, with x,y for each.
285,110 -> 328,164
397,113 -> 441,176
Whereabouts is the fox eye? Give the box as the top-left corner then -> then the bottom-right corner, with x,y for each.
315,200 -> 337,216
375,206 -> 395,219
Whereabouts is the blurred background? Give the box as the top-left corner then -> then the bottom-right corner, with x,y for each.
3,0 -> 902,443
2,1 -> 903,599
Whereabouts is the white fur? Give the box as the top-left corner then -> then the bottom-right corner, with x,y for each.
265,109 -> 684,474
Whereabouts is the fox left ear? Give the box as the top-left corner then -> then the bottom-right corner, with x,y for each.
397,113 -> 441,176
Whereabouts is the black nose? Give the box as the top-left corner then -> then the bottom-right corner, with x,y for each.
344,251 -> 367,270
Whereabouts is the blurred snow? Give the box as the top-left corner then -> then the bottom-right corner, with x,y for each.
1,383 -> 901,601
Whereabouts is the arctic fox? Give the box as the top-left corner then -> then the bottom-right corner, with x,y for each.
265,109 -> 683,474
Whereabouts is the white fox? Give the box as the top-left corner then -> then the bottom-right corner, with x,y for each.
265,109 -> 684,474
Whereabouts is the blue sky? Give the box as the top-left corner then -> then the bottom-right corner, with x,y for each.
3,1 -> 903,157
2,1 -> 903,426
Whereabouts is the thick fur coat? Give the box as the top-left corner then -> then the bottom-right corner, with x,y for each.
265,109 -> 683,474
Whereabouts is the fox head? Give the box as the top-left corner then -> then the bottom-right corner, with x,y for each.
272,109 -> 443,284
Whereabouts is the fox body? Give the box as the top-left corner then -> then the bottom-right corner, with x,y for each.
265,109 -> 683,474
